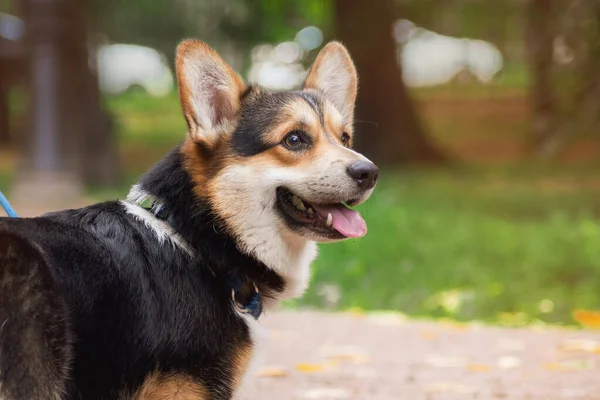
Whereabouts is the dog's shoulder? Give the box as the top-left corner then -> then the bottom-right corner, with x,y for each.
0,201 -> 191,296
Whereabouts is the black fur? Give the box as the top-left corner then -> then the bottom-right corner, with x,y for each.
0,147 -> 284,399
0,233 -> 72,399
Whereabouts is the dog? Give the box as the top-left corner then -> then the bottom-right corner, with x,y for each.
0,39 -> 378,399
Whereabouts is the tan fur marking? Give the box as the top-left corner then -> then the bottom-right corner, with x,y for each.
260,99 -> 321,145
231,341 -> 253,392
180,139 -> 209,194
180,134 -> 231,200
281,99 -> 321,133
132,372 -> 209,400
323,101 -> 351,144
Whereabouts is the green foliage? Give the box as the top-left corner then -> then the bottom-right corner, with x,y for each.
0,0 -> 12,12
86,0 -> 190,57
400,0 -> 522,45
220,0 -> 332,46
87,0 -> 331,66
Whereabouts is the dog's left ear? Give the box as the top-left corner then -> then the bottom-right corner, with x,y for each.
304,41 -> 358,124
176,39 -> 246,147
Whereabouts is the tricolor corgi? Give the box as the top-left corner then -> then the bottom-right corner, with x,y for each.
0,39 -> 378,399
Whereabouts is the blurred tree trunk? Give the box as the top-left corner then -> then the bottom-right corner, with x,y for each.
334,0 -> 447,165
526,0 -> 557,145
18,0 -> 118,186
65,7 -> 120,186
12,0 -> 118,212
12,0 -> 84,210
0,70 -> 9,146
536,0 -> 600,157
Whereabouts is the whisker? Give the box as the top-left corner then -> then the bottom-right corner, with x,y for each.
355,120 -> 379,128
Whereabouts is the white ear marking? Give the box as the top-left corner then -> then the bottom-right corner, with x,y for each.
304,41 -> 358,124
176,40 -> 245,146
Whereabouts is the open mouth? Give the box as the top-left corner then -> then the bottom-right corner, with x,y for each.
275,187 -> 367,239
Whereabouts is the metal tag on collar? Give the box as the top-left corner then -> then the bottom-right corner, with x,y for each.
231,283 -> 263,320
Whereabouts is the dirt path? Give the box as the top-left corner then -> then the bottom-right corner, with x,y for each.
239,310 -> 600,400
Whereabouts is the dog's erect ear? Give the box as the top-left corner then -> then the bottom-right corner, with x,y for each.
304,41 -> 358,124
176,40 -> 245,146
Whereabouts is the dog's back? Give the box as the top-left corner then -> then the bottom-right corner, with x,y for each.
0,203 -> 254,399
0,229 -> 72,399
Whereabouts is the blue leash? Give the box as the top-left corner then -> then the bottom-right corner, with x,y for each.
0,191 -> 18,218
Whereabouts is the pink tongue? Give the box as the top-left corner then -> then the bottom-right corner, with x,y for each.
312,204 -> 367,238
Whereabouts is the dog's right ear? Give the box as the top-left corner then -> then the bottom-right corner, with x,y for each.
176,40 -> 245,147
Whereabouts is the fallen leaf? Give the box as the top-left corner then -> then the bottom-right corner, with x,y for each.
448,322 -> 470,331
295,363 -> 326,373
542,359 -> 594,372
344,307 -> 365,317
467,363 -> 491,372
439,320 -> 471,331
329,353 -> 370,364
544,361 -> 568,372
318,345 -> 371,364
573,309 -> 600,329
561,358 -> 595,371
256,367 -> 288,378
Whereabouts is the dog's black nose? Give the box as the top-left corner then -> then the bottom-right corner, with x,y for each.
347,161 -> 379,190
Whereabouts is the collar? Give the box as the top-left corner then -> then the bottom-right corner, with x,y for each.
227,276 -> 263,320
142,203 -> 263,321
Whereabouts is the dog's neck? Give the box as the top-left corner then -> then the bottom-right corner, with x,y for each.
125,145 -> 312,310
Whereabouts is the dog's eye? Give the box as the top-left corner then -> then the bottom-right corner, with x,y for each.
282,131 -> 307,150
341,132 -> 351,147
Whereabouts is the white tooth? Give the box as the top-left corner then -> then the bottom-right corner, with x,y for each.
326,213 -> 332,227
292,196 -> 306,211
307,208 -> 314,215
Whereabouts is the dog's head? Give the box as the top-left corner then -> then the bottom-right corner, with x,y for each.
176,40 -> 378,266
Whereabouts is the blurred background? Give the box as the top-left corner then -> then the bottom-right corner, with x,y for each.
1,0 -> 599,327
